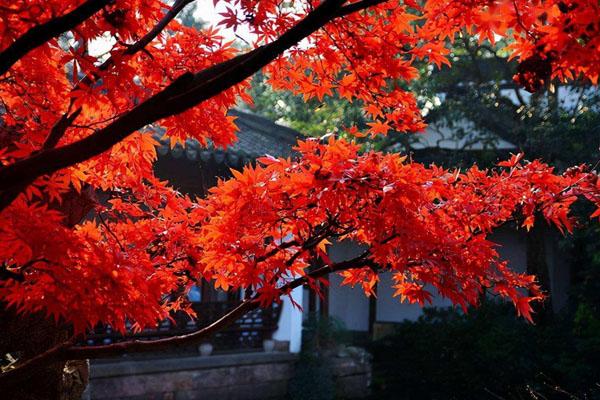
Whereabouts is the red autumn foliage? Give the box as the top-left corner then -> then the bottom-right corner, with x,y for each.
0,0 -> 599,359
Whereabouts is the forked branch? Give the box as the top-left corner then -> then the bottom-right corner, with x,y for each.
0,0 -> 390,209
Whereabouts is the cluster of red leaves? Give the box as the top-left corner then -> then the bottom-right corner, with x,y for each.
0,179 -> 200,332
0,1 -> 246,199
2,137 -> 599,331
419,0 -> 600,91
197,138 -> 600,323
227,0 -> 600,134
1,0 -> 599,333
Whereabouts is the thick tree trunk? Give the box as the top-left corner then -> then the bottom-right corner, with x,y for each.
0,307 -> 88,400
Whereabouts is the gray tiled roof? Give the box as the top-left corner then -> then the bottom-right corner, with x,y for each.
387,119 -> 516,153
155,109 -> 302,165
226,109 -> 302,158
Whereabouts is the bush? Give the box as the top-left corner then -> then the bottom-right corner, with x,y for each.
368,301 -> 600,400
288,314 -> 349,400
288,351 -> 336,400
368,222 -> 600,400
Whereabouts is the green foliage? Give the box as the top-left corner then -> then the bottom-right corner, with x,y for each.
301,313 -> 351,352
246,72 -> 367,139
247,37 -> 599,169
369,299 -> 600,399
408,35 -> 600,169
289,351 -> 336,400
288,314 -> 350,400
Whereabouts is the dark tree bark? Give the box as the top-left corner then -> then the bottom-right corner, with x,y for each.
0,308 -> 88,400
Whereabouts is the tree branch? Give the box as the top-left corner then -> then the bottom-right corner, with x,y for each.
124,0 -> 195,57
0,0 -> 195,209
0,250 -> 374,387
43,108 -> 83,151
0,0 -> 201,213
81,0 -> 196,87
0,0 -> 392,208
0,108 -> 84,211
38,0 -> 197,157
0,0 -> 110,76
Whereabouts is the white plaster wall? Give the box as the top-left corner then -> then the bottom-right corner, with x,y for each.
490,225 -> 570,312
489,226 -> 528,274
325,228 -> 533,326
272,285 -> 303,353
376,274 -> 453,322
376,227 -> 529,323
328,273 -> 371,331
310,227 -> 571,328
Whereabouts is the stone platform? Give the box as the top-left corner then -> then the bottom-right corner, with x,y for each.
84,352 -> 297,400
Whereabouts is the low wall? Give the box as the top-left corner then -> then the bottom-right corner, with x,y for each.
331,347 -> 372,399
84,352 -> 297,400
84,349 -> 371,400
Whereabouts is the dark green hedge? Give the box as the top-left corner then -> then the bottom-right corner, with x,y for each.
368,301 -> 600,400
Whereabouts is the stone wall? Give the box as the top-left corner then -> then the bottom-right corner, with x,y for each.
331,346 -> 372,399
83,349 -> 371,400
84,352 -> 297,400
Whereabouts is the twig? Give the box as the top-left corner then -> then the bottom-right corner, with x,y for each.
0,0 -> 109,75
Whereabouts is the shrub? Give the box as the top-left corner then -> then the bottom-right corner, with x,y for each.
369,301 -> 600,400
288,314 -> 349,400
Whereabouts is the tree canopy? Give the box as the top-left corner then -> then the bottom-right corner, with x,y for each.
1,0 -> 600,383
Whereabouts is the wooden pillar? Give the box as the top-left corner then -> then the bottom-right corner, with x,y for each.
319,276 -> 329,318
308,286 -> 316,314
368,282 -> 378,336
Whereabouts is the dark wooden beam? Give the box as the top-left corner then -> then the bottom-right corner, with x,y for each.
368,282 -> 377,336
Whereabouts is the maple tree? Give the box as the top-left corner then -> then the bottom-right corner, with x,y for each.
1,0 -> 600,394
